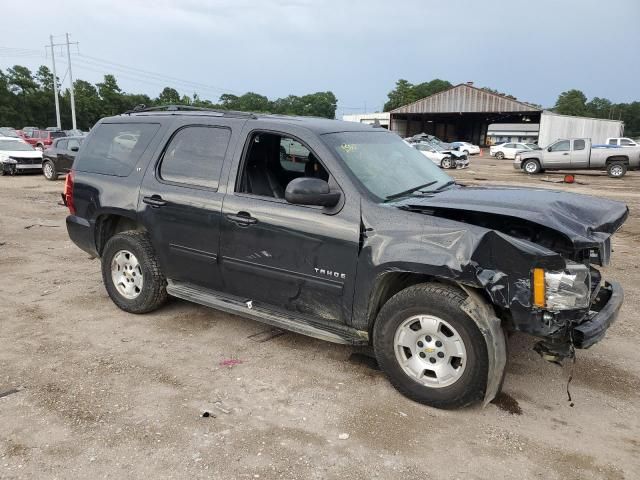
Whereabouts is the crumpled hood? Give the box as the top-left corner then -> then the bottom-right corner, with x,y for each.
395,185 -> 629,249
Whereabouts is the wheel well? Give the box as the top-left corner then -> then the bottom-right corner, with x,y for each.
367,272 -> 434,334
95,214 -> 145,255
520,157 -> 539,168
606,156 -> 629,165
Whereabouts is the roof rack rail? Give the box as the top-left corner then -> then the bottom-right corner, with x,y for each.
123,104 -> 258,119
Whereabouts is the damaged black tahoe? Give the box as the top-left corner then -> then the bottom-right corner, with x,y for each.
64,106 -> 627,409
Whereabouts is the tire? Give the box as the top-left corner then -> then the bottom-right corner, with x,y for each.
522,159 -> 541,174
35,144 -> 44,152
495,151 -> 505,160
463,150 -> 469,156
607,162 -> 627,178
373,283 -> 489,409
42,160 -> 57,181
101,231 -> 168,314
440,157 -> 453,169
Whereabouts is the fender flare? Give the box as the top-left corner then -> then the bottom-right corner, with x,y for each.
459,286 -> 507,406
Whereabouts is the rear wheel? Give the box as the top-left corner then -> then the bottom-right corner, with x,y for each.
441,157 -> 453,169
101,231 -> 168,313
495,151 -> 505,160
373,283 -> 489,409
35,144 -> 44,152
607,162 -> 627,178
523,159 -> 541,174
42,160 -> 57,180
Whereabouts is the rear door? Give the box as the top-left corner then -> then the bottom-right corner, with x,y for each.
543,140 -> 571,167
570,139 -> 589,168
139,119 -> 243,290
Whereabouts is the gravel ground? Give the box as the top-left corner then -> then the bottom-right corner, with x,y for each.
1,158 -> 639,479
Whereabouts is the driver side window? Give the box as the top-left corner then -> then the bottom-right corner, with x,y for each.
238,132 -> 329,199
550,140 -> 570,152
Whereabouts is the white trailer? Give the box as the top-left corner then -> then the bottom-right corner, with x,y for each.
537,111 -> 623,147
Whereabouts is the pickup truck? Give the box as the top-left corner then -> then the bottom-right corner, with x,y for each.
63,106 -> 627,409
514,138 -> 640,177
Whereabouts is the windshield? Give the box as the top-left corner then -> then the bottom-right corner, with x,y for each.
0,140 -> 34,151
323,131 -> 451,201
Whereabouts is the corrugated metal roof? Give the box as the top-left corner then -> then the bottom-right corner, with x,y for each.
391,84 -> 541,114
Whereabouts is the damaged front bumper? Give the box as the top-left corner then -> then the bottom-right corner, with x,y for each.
573,280 -> 623,348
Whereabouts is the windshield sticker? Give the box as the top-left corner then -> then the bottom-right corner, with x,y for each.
340,144 -> 357,153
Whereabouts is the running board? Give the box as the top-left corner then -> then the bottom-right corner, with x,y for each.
166,280 -> 369,346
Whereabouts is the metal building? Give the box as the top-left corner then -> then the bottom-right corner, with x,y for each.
389,83 -> 624,146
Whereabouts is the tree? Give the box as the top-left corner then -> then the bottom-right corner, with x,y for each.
554,89 -> 588,116
156,87 -> 181,105
97,74 -> 123,116
383,79 -> 416,111
412,79 -> 452,102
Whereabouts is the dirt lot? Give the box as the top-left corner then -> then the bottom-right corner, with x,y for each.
1,158 -> 639,479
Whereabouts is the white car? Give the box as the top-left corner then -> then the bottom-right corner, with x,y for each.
450,141 -> 480,155
606,137 -> 638,147
0,137 -> 43,175
489,142 -> 532,160
413,142 -> 469,169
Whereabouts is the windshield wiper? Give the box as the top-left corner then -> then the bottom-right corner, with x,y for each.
433,180 -> 456,191
384,181 -> 438,201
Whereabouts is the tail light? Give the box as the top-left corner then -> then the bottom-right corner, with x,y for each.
63,170 -> 76,215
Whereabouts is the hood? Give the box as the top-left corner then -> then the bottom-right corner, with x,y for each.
1,150 -> 42,159
395,185 -> 628,250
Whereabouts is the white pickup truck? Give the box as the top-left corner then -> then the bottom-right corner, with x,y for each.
513,138 -> 640,178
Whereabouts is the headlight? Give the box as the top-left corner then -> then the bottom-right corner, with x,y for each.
532,262 -> 590,310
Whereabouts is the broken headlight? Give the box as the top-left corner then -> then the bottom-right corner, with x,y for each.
532,262 -> 590,311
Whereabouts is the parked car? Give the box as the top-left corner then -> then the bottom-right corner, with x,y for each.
450,141 -> 480,155
64,129 -> 86,137
606,137 -> 639,148
0,127 -> 20,138
22,126 -> 38,137
42,136 -> 84,180
23,129 -> 67,151
63,108 -> 626,409
413,142 -> 469,169
525,143 -> 541,150
489,142 -> 532,159
514,138 -> 640,177
0,137 -> 43,175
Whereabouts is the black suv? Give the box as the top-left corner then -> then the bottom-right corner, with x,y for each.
64,106 -> 627,409
42,136 -> 84,180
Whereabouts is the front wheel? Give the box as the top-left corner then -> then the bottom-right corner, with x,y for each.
440,157 -> 453,169
522,159 -> 541,174
495,151 -> 505,160
101,231 -> 168,314
373,283 -> 489,409
607,162 -> 627,178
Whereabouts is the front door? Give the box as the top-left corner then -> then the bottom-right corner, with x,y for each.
139,125 -> 232,290
544,139 -> 572,167
219,131 -> 360,324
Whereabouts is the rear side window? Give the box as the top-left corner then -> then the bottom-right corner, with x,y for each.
56,139 -> 69,150
608,139 -> 617,145
159,126 -> 230,189
76,123 -> 160,176
51,131 -> 66,139
574,139 -> 585,150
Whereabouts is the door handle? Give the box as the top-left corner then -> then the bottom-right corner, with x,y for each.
226,211 -> 257,226
143,195 -> 167,208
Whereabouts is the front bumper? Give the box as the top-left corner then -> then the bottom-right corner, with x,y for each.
513,158 -> 522,169
454,158 -> 469,168
573,281 -> 623,348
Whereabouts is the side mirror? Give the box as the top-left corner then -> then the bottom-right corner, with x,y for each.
285,177 -> 340,207
547,147 -> 552,152
70,146 -> 79,152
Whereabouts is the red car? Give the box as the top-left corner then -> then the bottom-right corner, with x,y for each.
23,130 -> 66,151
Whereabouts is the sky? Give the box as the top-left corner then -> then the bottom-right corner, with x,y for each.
2,0 -> 639,118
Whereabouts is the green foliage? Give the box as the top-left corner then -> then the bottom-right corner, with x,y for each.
383,79 -> 453,112
554,89 -> 588,116
0,64 -> 339,130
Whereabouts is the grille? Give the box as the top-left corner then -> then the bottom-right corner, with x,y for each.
10,156 -> 41,165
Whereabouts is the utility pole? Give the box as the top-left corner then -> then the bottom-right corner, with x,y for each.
65,33 -> 77,130
49,35 -> 61,130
